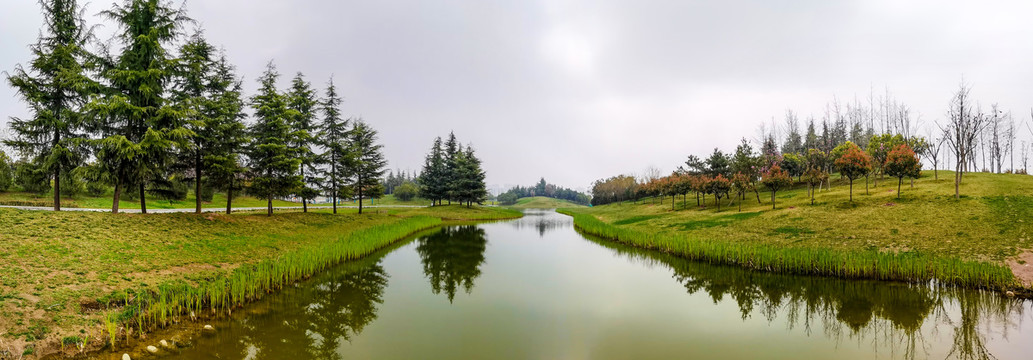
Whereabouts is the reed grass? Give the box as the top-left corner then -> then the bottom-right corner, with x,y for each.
100,216 -> 443,338
558,209 -> 1016,290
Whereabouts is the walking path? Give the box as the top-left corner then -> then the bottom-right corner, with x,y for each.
0,204 -> 428,213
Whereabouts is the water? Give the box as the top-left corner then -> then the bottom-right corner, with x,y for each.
158,209 -> 1031,359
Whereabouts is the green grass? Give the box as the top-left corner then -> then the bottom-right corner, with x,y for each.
559,171 -> 1033,292
0,189 -> 297,209
0,204 -> 519,357
506,196 -> 586,209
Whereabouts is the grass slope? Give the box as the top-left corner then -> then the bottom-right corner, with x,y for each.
562,171 -> 1033,290
0,205 -> 520,358
508,196 -> 585,209
0,190 -> 297,209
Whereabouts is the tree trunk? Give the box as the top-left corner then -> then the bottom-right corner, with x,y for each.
849,180 -> 853,202
897,178 -> 902,199
358,179 -> 364,214
112,181 -> 122,214
332,191 -> 338,214
754,188 -> 762,204
770,190 -> 775,210
267,197 -> 273,216
195,152 -> 202,215
865,176 -> 869,195
226,178 -> 233,215
301,166 -> 308,213
139,183 -> 147,214
53,164 -> 61,211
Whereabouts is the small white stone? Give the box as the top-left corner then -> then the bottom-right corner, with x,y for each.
203,324 -> 215,331
159,339 -> 172,348
146,345 -> 159,354
122,354 -> 131,360
1006,291 -> 1016,297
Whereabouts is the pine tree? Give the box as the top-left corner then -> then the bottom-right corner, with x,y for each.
94,0 -> 190,213
419,137 -> 446,205
173,31 -> 216,214
457,145 -> 487,206
444,131 -> 459,204
318,78 -> 352,214
286,72 -> 321,212
347,119 -> 387,214
5,0 -> 97,211
248,62 -> 302,216
804,118 -> 819,151
207,54 -> 248,214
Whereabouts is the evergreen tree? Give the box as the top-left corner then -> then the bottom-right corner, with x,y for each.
93,0 -> 190,213
173,31 -> 217,214
5,0 -> 97,211
286,72 -> 321,212
248,62 -> 302,216
419,137 -> 446,205
347,119 -> 387,214
457,145 -> 487,206
0,151 -> 13,192
782,127 -> 804,155
444,131 -> 459,203
318,78 -> 352,214
207,54 -> 248,214
804,118 -> 819,151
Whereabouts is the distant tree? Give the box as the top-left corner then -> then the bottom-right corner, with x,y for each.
730,172 -> 752,212
705,148 -> 731,178
347,119 -> 387,214
781,110 -> 804,155
455,145 -> 487,207
683,155 -> 707,175
393,181 -> 419,202
248,62 -> 303,216
884,144 -> 921,199
206,55 -> 249,215
804,118 -> 819,151
0,151 -> 13,192
835,142 -> 872,202
939,82 -> 988,199
760,164 -> 792,210
781,153 -> 805,182
497,192 -> 519,205
14,160 -> 51,195
803,167 -> 828,205
286,72 -> 322,212
709,174 -> 731,210
318,78 -> 352,214
731,138 -> 762,203
419,137 -> 447,205
444,132 -> 460,203
866,133 -> 904,187
5,0 -> 97,210
94,0 -> 191,214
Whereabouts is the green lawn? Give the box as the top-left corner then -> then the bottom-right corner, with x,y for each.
0,205 -> 520,357
0,190 -> 298,209
507,196 -> 586,209
565,171 -> 1033,285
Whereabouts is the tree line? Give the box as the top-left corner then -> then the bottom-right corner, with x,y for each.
591,82 -> 1017,208
417,132 -> 488,207
497,178 -> 591,206
3,0 -> 391,215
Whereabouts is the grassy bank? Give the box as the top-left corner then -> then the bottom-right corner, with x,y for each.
506,196 -> 586,209
559,171 -> 1033,292
0,205 -> 520,358
0,190 -> 297,209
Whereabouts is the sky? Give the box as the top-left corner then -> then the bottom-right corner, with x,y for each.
3,0 -> 1033,193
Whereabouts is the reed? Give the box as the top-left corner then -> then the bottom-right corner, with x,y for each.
102,215 -> 443,338
558,209 -> 1016,290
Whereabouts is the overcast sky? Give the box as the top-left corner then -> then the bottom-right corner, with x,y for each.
3,0 -> 1033,192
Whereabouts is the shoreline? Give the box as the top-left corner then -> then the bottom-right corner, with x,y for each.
557,208 -> 1032,299
4,206 -> 522,359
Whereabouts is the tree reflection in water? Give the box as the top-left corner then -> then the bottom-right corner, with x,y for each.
416,226 -> 489,302
580,230 -> 1029,360
171,246 -> 392,360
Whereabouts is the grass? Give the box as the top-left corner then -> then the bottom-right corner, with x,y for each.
0,189 -> 297,209
506,196 -> 586,209
559,171 -> 1033,292
0,204 -> 519,358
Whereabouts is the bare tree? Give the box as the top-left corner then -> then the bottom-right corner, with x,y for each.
938,82 -> 988,199
924,128 -> 947,180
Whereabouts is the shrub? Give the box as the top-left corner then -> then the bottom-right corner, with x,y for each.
834,142 -> 873,201
14,160 -> 50,195
761,164 -> 793,209
884,144 -> 921,199
0,151 -> 13,192
394,181 -> 419,201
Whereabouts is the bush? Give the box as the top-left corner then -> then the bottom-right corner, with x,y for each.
14,160 -> 50,195
394,181 -> 418,201
60,169 -> 86,197
199,183 -> 215,202
498,192 -> 519,205
0,151 -> 13,192
86,181 -> 107,197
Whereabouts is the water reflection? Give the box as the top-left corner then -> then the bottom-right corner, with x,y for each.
508,208 -> 572,237
166,247 -> 391,360
580,230 -> 1029,360
416,226 -> 488,302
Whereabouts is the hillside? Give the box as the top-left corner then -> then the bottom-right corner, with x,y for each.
566,171 -> 1033,286
509,196 -> 586,209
